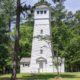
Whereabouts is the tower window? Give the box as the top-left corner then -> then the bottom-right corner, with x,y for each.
23,63 -> 29,67
44,10 -> 47,14
37,11 -> 39,14
40,49 -> 43,54
40,29 -> 43,34
41,11 -> 43,14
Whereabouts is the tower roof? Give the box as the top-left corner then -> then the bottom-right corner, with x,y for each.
34,0 -> 51,9
20,58 -> 31,63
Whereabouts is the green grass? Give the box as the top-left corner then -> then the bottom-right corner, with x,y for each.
0,72 -> 80,80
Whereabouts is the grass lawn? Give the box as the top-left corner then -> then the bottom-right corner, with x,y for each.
0,72 -> 80,80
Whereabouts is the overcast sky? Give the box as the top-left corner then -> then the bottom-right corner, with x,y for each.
21,0 -> 80,13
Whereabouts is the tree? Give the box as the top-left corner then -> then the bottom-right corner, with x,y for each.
64,10 -> 80,72
11,0 -> 33,79
65,36 -> 80,72
19,23 -> 33,58
51,0 -> 66,76
53,57 -> 62,76
0,0 -> 16,31
0,0 -> 17,74
11,0 -> 20,79
12,22 -> 33,58
0,15 -> 10,74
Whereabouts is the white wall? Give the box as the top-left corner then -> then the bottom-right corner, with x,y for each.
20,64 -> 31,73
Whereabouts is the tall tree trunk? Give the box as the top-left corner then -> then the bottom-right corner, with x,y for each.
9,18 -> 11,32
56,47 -> 60,77
57,56 -> 59,77
11,0 -> 20,80
3,67 -> 6,74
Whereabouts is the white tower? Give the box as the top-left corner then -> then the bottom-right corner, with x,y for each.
30,3 -> 54,73
20,2 -> 65,73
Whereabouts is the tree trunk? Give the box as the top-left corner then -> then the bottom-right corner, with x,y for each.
56,47 -> 59,77
11,0 -> 20,80
3,67 -> 6,74
57,57 -> 59,77
9,18 -> 11,32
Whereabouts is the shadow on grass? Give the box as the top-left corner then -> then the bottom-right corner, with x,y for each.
21,73 -> 56,79
60,74 -> 80,78
0,73 -> 80,80
22,73 -> 80,79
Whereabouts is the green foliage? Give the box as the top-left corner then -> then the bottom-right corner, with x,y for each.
19,22 -> 33,58
0,16 -> 10,73
12,22 -> 33,58
75,10 -> 80,22
51,1 -> 80,72
52,24 -> 72,57
51,1 -> 69,57
66,36 -> 80,63
0,1 -> 15,73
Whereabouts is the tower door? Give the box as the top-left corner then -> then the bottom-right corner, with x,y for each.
39,61 -> 44,72
36,57 -> 47,73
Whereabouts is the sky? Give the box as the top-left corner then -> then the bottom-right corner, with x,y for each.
65,0 -> 80,13
21,0 -> 80,13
